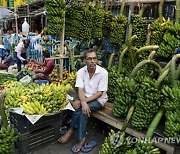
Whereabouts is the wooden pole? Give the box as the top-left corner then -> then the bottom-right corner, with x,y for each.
59,13 -> 65,78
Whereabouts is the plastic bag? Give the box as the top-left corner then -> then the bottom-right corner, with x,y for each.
19,75 -> 32,85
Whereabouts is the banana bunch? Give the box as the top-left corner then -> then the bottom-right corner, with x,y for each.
110,15 -> 127,46
107,66 -> 120,102
42,35 -> 49,41
135,141 -> 160,154
62,71 -> 76,86
52,49 -> 60,55
65,1 -> 84,39
0,126 -> 18,154
131,14 -> 148,49
150,18 -> 168,46
20,102 -> 48,115
47,41 -> 53,46
46,0 -> 65,35
162,86 -> 180,138
131,77 -> 161,130
157,32 -> 179,58
102,10 -> 113,37
167,21 -> 180,37
91,3 -> 104,41
99,130 -> 132,154
113,77 -> 137,117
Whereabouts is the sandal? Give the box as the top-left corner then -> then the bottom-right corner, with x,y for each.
81,141 -> 97,153
71,145 -> 81,153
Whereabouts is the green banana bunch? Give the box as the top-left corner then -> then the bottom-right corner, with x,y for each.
162,85 -> 180,138
0,73 -> 17,86
0,126 -> 18,154
113,77 -> 137,117
46,0 -> 65,35
131,77 -> 161,130
99,130 -> 133,154
135,141 -> 160,154
102,10 -> 113,37
110,15 -> 127,46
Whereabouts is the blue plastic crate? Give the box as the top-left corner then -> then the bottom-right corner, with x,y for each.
35,80 -> 49,85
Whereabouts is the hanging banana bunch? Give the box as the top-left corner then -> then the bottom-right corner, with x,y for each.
46,0 -> 65,35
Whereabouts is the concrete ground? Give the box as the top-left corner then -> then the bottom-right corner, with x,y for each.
32,118 -> 107,154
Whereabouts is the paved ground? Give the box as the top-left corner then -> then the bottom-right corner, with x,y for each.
31,118 -> 107,154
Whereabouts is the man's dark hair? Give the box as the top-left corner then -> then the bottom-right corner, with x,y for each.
43,51 -> 50,58
84,49 -> 97,59
5,49 -> 10,53
23,39 -> 30,46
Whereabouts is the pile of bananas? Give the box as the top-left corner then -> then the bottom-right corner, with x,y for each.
0,73 -> 16,85
3,81 -> 72,114
110,15 -> 127,46
113,77 -> 137,117
131,77 -> 161,130
42,35 -> 49,41
131,14 -> 148,49
0,126 -> 18,154
65,1 -> 84,39
102,10 -> 113,37
99,130 -> 132,154
46,0 -> 65,35
134,141 -> 160,154
107,66 -> 120,102
162,86 -> 180,138
91,3 -> 104,41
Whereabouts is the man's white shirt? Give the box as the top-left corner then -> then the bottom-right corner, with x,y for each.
75,65 -> 108,106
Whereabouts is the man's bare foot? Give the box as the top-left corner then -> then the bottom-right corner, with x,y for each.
58,128 -> 73,143
76,137 -> 86,149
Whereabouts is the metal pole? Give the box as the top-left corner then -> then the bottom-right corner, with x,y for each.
14,7 -> 19,43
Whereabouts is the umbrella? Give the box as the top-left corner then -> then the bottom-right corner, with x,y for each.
0,6 -> 12,19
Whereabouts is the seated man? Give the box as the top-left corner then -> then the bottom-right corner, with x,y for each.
31,51 -> 55,82
58,49 -> 108,153
0,49 -> 14,70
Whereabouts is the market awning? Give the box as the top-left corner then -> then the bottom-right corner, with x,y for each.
0,6 -> 13,19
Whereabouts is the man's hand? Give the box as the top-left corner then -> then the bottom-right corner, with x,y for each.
72,100 -> 81,110
81,101 -> 91,117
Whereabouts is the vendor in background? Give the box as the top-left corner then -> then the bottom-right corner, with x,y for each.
31,51 -> 55,82
3,29 -> 12,51
15,39 -> 30,72
0,49 -> 14,70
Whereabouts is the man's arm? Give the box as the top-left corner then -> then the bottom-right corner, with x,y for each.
3,57 -> 10,65
31,59 -> 44,66
85,91 -> 103,103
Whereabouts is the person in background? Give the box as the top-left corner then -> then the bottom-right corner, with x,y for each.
3,29 -> 12,51
58,49 -> 108,153
15,39 -> 30,72
31,51 -> 55,82
0,49 -> 14,70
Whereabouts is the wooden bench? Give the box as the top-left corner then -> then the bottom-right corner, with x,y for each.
91,102 -> 180,154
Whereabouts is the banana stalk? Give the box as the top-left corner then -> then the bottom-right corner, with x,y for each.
176,0 -> 180,23
136,45 -> 159,54
159,0 -> 165,21
139,4 -> 151,18
0,92 -> 8,127
118,35 -> 137,73
64,42 -> 75,72
157,68 -> 170,88
170,54 -> 180,88
146,24 -> 151,46
107,52 -> 115,70
130,60 -> 162,79
120,0 -> 126,15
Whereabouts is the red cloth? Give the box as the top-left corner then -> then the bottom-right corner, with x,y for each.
44,59 -> 55,76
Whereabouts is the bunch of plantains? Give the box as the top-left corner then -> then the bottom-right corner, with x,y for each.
131,77 -> 162,130
0,126 -> 18,153
162,85 -> 180,138
110,15 -> 127,46
157,22 -> 180,59
46,0 -> 65,35
102,10 -> 113,37
113,77 -> 137,117
99,130 -> 132,154
65,1 -> 84,39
